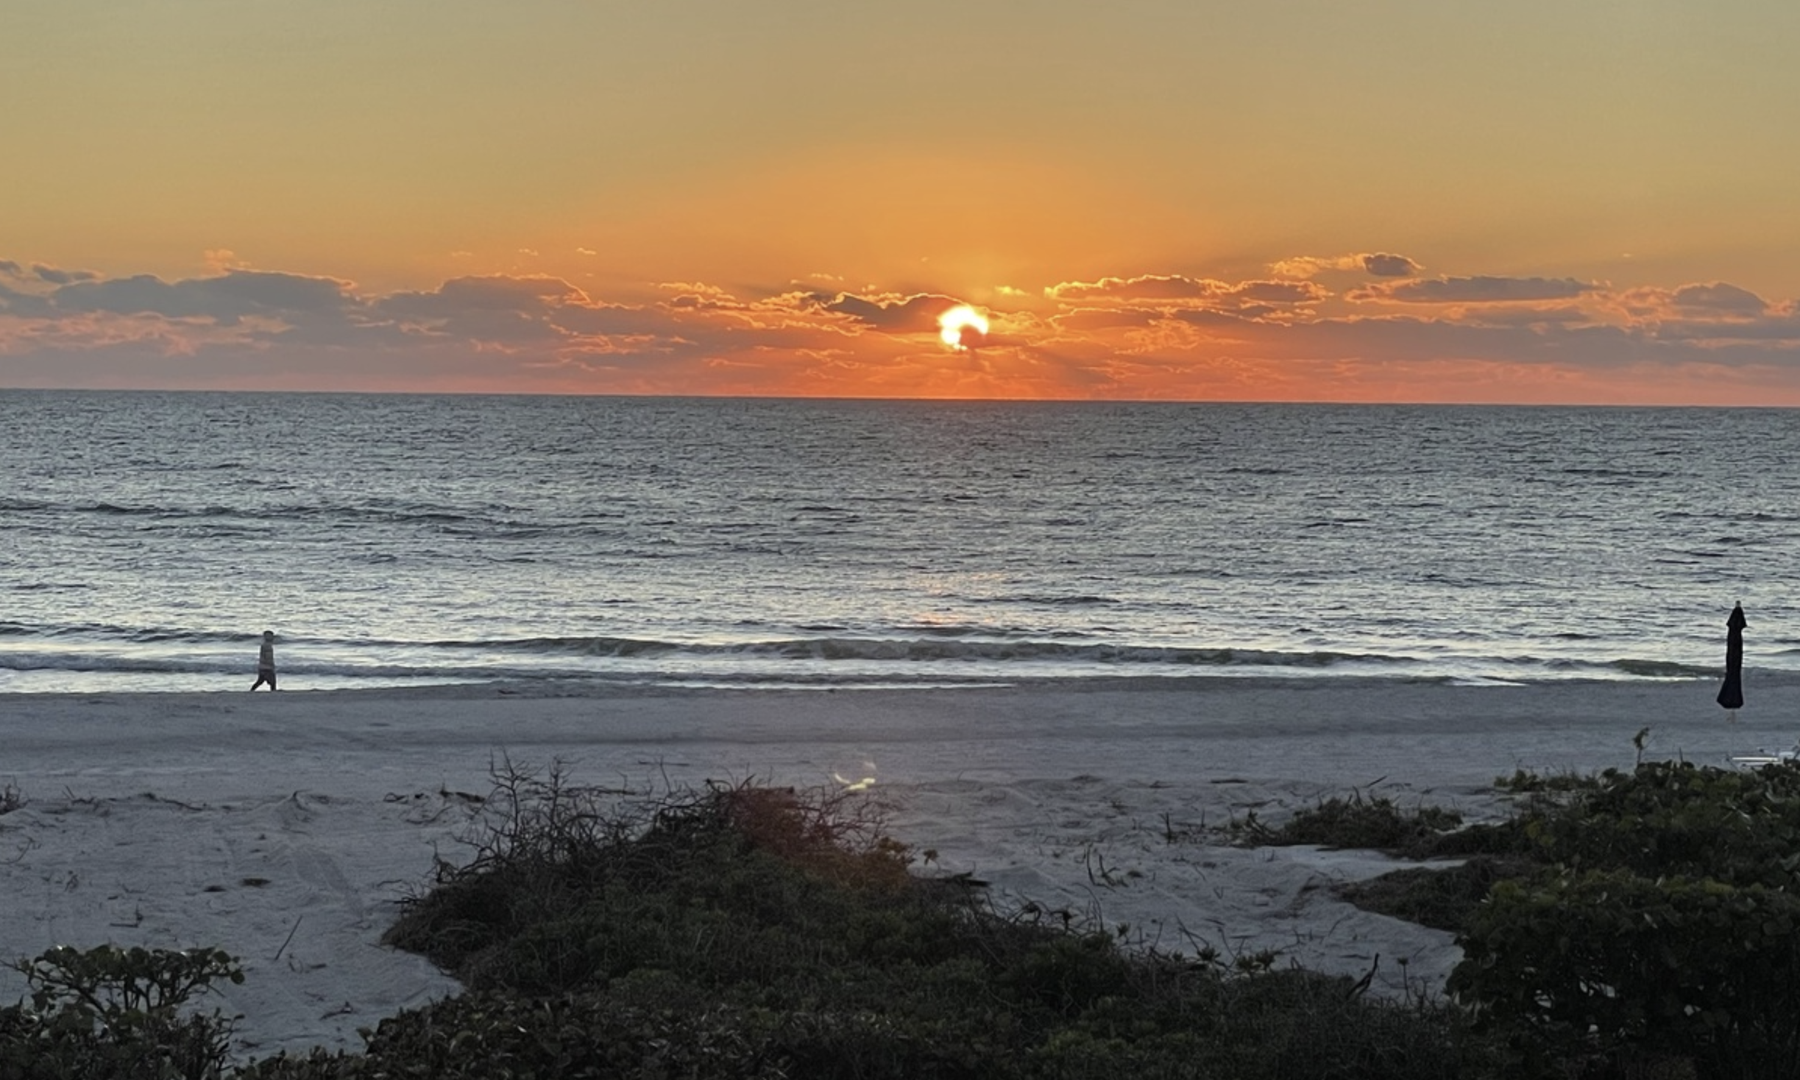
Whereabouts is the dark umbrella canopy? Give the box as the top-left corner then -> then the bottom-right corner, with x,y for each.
1717,602 -> 1747,711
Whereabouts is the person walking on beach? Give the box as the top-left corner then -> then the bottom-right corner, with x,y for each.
251,630 -> 278,691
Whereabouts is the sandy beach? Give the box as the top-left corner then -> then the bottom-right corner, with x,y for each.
2,675 -> 1794,1062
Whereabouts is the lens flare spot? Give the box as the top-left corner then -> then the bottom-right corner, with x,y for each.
937,305 -> 990,351
832,772 -> 876,792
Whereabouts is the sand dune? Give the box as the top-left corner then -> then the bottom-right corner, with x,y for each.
2,676 -> 1792,1060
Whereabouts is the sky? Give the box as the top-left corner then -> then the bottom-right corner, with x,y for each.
5,0 -> 1800,403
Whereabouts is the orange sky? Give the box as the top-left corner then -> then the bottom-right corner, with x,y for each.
6,1 -> 1800,403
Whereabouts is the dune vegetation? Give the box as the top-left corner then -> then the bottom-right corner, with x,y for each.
10,755 -> 1800,1078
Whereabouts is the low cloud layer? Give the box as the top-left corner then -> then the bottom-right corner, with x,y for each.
1045,274 -> 1328,310
1351,275 -> 1597,304
1270,252 -> 1422,279
4,255 -> 1800,403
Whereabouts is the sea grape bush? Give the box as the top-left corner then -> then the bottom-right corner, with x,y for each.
1521,759 -> 1800,886
1453,870 -> 1800,1077
0,944 -> 242,1080
1451,759 -> 1800,1078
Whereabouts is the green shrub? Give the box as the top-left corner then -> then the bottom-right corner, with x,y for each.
238,988 -> 790,1080
1451,869 -> 1800,1079
385,764 -> 918,989
1493,768 -> 1600,796
1338,855 -> 1536,933
0,944 -> 242,1080
1236,789 -> 1466,858
1437,761 -> 1800,1076
1521,759 -> 1800,887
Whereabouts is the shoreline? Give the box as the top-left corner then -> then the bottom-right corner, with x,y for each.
2,677 -> 1792,1060
3,658 -> 1786,699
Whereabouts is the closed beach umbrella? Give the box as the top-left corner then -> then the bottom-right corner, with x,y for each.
1717,602 -> 1746,713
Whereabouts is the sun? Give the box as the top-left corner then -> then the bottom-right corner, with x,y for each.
937,305 -> 990,351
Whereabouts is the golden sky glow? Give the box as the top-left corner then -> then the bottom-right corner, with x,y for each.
6,1 -> 1800,402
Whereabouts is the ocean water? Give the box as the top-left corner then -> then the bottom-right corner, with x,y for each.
1,391 -> 1796,693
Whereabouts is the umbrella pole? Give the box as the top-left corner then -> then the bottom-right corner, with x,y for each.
1718,602 -> 1747,723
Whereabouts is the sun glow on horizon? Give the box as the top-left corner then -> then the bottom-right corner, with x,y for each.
937,305 -> 990,350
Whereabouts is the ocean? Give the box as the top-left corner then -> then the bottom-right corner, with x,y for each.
1,391 -> 1795,693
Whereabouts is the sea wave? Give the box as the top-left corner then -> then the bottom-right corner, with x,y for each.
0,630 -> 1726,683
0,622 -> 264,644
410,634 -> 1424,667
8,498 -> 617,538
1603,657 -> 1719,679
0,650 -> 616,683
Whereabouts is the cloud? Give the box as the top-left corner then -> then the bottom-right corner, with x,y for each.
383,275 -> 586,314
52,269 -> 358,324
1670,282 -> 1767,316
9,255 -> 1800,403
1350,275 -> 1596,304
1269,256 -> 1355,278
1599,284 -> 1800,346
1438,303 -> 1596,328
375,276 -> 594,345
0,281 -> 52,317
1610,282 -> 1774,326
0,261 -> 98,285
555,300 -> 701,338
1270,252 -> 1420,279
1234,280 -> 1330,305
1050,308 -> 1165,333
203,250 -> 246,273
819,291 -> 965,333
1362,253 -> 1418,277
1047,274 -> 1218,302
33,264 -> 99,285
375,277 -> 892,355
1045,274 -> 1328,308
